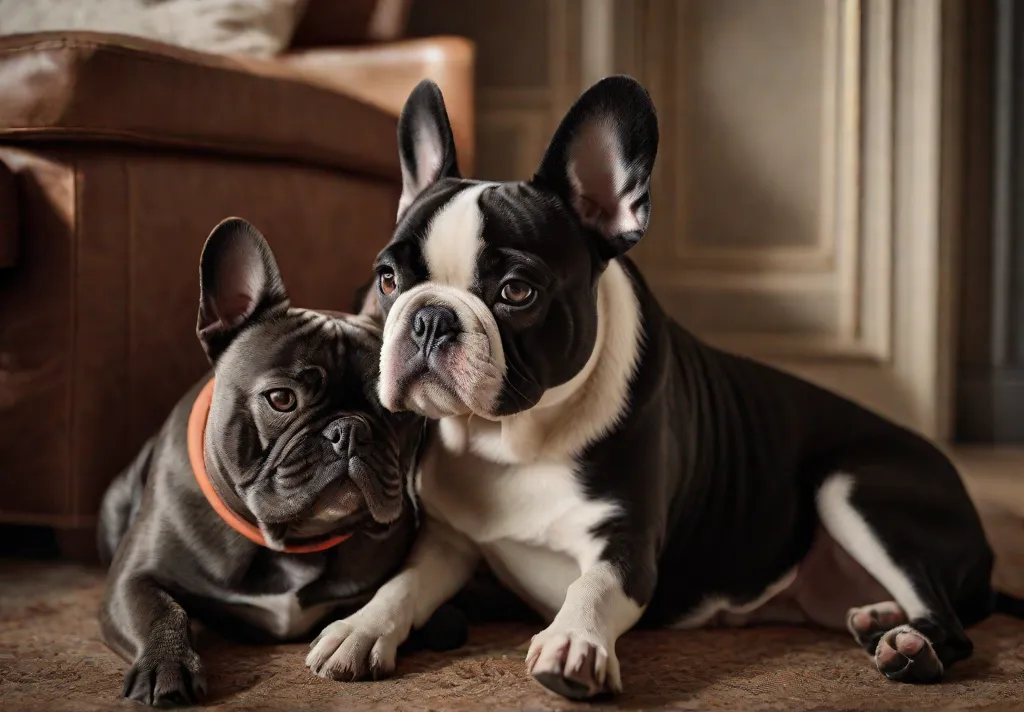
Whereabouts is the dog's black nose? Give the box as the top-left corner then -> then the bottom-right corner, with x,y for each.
411,305 -> 459,357
322,419 -> 369,458
323,421 -> 349,457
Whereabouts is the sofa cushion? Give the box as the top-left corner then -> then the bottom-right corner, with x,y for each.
0,32 -> 400,179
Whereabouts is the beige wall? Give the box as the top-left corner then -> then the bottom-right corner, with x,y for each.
410,0 -> 965,440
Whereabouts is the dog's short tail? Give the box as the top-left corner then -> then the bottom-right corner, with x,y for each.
994,591 -> 1024,619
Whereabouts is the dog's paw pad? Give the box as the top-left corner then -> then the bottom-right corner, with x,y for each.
846,601 -> 907,650
874,624 -> 943,684
122,651 -> 206,708
526,628 -> 620,699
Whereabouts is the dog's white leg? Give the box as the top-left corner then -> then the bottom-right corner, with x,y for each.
306,518 -> 478,680
526,561 -> 644,699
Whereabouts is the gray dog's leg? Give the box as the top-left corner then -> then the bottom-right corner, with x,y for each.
100,573 -> 206,707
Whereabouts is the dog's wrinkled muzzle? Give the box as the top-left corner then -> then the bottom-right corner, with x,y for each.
248,416 -> 405,550
379,283 -> 506,418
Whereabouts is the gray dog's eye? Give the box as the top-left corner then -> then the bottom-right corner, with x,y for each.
265,388 -> 297,413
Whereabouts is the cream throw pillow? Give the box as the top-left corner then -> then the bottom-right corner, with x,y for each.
0,0 -> 309,57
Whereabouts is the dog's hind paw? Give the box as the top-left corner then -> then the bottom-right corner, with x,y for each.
846,601 -> 907,652
122,649 -> 206,707
874,624 -> 944,684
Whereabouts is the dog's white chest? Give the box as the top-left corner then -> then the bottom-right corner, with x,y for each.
219,591 -> 334,640
419,440 -> 618,618
215,557 -> 334,640
481,540 -> 582,620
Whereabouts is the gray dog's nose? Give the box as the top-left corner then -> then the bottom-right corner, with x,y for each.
323,419 -> 368,458
411,305 -> 459,357
323,421 -> 349,458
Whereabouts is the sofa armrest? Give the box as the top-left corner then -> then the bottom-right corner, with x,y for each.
280,36 -> 475,176
0,32 -> 401,178
0,161 -> 17,268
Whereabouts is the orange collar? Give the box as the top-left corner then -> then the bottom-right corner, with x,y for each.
187,377 -> 351,554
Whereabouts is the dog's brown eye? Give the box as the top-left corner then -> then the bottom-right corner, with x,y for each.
500,280 -> 534,305
379,270 -> 397,296
265,388 -> 296,412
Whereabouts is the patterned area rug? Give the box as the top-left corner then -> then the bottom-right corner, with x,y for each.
1,502 -> 1023,711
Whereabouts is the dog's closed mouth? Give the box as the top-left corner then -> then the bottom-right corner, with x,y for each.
262,515 -> 368,545
264,480 -> 375,545
258,511 -> 372,552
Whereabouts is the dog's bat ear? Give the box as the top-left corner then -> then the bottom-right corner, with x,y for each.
196,217 -> 289,362
532,75 -> 659,260
397,79 -> 461,222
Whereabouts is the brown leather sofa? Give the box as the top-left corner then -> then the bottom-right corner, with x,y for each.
0,0 -> 474,557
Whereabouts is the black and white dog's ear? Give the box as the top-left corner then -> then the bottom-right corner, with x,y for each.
197,217 -> 289,362
533,75 -> 659,259
397,79 -> 461,221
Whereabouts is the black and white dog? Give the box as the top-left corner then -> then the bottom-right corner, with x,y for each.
306,76 -> 1023,698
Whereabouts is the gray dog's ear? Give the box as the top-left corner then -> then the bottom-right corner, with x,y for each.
197,217 -> 289,362
532,75 -> 659,260
352,277 -> 384,324
397,79 -> 461,222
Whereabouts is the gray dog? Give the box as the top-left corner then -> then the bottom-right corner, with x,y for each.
97,218 -> 465,707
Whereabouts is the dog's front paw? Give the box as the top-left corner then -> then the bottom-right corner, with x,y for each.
306,615 -> 403,681
122,648 -> 206,707
526,625 -> 621,700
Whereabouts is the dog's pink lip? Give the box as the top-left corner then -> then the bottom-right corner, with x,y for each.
382,358 -> 428,411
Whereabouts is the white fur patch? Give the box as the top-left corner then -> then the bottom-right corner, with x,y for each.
816,474 -> 930,620
213,553 -> 336,640
220,591 -> 335,640
671,568 -> 798,629
422,184 -> 490,290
